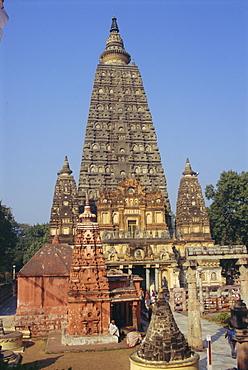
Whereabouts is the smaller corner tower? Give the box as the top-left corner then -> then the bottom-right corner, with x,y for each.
49,156 -> 78,244
175,158 -> 213,244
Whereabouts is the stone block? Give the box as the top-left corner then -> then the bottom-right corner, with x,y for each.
61,331 -> 118,346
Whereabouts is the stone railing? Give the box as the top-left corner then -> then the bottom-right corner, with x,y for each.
169,285 -> 240,313
101,229 -> 173,240
186,245 -> 247,258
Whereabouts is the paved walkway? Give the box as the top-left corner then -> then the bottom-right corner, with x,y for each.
0,295 -> 16,328
0,297 -> 237,370
174,312 -> 237,370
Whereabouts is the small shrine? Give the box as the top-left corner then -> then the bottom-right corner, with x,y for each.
63,198 -> 114,345
130,290 -> 199,370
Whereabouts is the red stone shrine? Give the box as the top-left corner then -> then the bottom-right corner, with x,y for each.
66,198 -> 111,336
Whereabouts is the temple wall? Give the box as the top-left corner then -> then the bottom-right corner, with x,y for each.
15,275 -> 69,336
67,300 -> 111,336
16,276 -> 69,314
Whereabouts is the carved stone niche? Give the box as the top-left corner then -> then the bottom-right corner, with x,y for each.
80,303 -> 100,335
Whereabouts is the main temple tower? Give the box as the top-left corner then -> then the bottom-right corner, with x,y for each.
78,17 -> 171,226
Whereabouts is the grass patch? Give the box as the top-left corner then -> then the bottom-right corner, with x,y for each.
210,312 -> 231,325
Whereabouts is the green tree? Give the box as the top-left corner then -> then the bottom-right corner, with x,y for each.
0,201 -> 18,276
205,170 -> 248,246
0,201 -> 49,276
15,223 -> 49,268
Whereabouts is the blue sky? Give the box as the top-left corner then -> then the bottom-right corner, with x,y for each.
1,0 -> 247,225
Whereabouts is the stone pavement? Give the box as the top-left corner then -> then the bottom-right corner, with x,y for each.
174,312 -> 237,370
0,295 -> 16,328
0,297 -> 237,370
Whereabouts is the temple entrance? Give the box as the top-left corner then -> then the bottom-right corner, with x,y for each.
111,302 -> 133,328
133,265 -> 146,290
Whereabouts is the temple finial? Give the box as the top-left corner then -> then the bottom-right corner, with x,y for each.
79,194 -> 96,222
100,17 -> 130,65
182,158 -> 197,176
110,16 -> 119,33
59,156 -> 73,176
85,193 -> 90,207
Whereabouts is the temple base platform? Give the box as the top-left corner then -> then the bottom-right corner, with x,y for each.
130,352 -> 200,370
62,330 -> 118,346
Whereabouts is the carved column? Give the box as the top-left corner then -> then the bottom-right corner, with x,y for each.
118,206 -> 125,231
128,265 -> 132,276
186,266 -> 203,350
125,302 -> 129,326
155,265 -> 159,292
182,289 -> 187,311
140,205 -> 146,230
238,260 -> 248,308
231,299 -> 248,370
132,302 -> 138,329
146,265 -> 150,292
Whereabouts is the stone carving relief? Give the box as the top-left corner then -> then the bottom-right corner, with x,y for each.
80,303 -> 100,335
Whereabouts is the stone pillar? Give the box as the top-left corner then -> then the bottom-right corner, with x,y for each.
169,290 -> 175,311
155,265 -> 159,292
197,268 -> 204,315
128,265 -> 133,276
125,302 -> 129,326
186,267 -> 203,350
239,264 -> 248,308
118,206 -> 125,230
182,289 -> 187,312
236,340 -> 248,370
146,265 -> 150,292
140,206 -> 146,230
173,268 -> 180,288
205,286 -> 210,298
132,302 -> 138,329
231,299 -> 248,370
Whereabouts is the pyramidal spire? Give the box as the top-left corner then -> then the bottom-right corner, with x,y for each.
49,155 -> 78,244
176,159 -> 213,242
137,290 -> 191,362
100,17 -> 131,65
78,16 -> 172,226
59,156 -> 73,176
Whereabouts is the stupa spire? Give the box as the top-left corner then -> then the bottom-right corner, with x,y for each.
182,158 -> 196,176
100,17 -> 131,65
110,16 -> 119,33
79,195 -> 96,222
59,156 -> 72,176
137,290 -> 192,362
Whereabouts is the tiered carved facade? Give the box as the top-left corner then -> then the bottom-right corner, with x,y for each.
16,17 -> 248,338
67,201 -> 111,336
47,18 -> 248,296
77,17 -> 171,228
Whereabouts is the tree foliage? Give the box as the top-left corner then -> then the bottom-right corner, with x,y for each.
14,223 -> 49,268
205,170 -> 248,246
0,201 -> 18,275
0,201 -> 49,274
